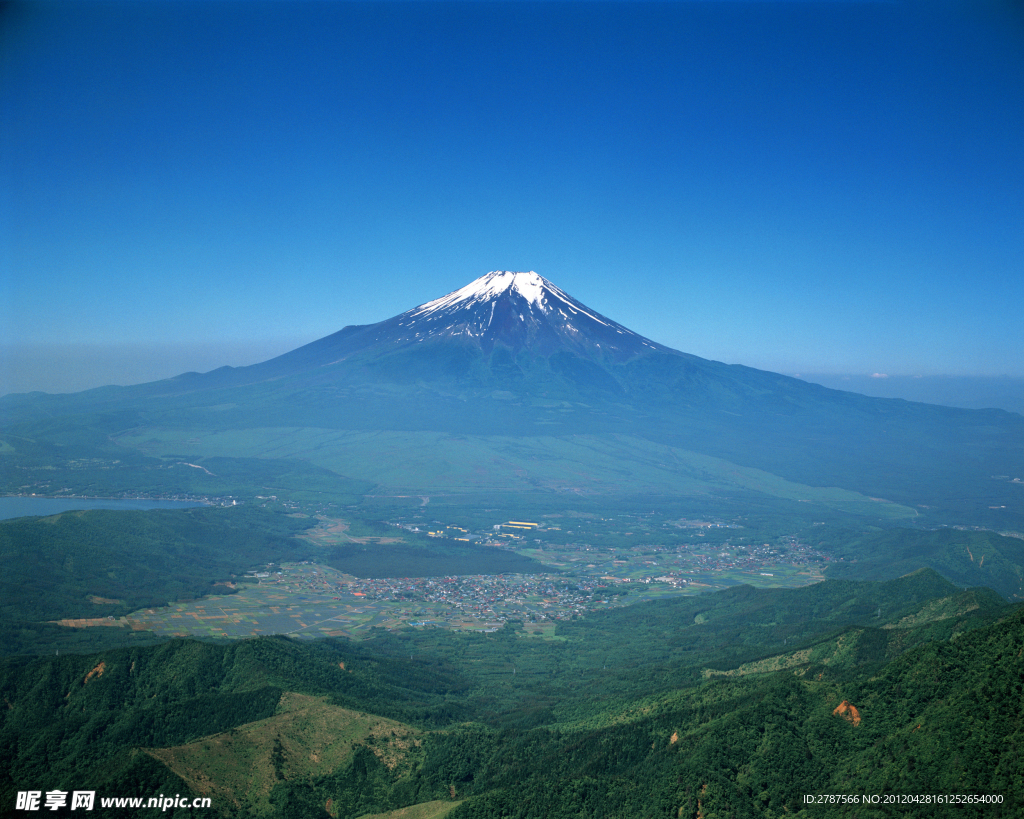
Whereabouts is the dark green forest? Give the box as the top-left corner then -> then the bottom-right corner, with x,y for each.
1,570 -> 1021,818
811,526 -> 1024,601
0,507 -> 319,619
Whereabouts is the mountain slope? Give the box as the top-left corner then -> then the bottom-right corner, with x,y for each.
1,579 -> 1019,818
2,271 -> 1022,527
273,270 -> 670,369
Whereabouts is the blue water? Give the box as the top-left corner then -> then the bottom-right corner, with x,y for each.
0,496 -> 207,521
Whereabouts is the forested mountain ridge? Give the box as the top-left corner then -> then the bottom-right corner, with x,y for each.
1,575 -> 1020,818
437,605 -> 1024,819
814,526 -> 1024,601
0,507 -> 320,657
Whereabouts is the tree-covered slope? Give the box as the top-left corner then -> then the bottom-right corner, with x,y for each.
0,507 -> 317,623
409,605 -> 1024,819
1,576 -> 1019,818
812,526 -> 1024,601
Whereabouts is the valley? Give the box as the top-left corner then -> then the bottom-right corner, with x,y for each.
114,523 -> 827,642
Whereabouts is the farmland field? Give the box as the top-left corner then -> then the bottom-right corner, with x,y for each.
117,537 -> 827,641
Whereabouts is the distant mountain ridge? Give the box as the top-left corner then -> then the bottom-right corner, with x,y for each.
801,373 -> 1024,416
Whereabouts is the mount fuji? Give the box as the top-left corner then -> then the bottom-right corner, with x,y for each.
307,270 -> 668,360
2,271 -> 1023,527
232,270 -> 672,382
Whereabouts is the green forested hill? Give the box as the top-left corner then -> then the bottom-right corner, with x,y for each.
811,526 -> 1024,602
434,598 -> 1024,817
0,576 -> 1020,818
0,507 -> 317,622
0,506 -> 318,656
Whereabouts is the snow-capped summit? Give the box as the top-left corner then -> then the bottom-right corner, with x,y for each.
410,271 -> 619,330
262,270 -> 670,382
413,271 -> 550,313
378,270 -> 665,361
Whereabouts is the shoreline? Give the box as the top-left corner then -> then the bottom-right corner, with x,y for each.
0,495 -> 216,521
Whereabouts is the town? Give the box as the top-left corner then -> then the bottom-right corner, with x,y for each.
120,510 -> 832,641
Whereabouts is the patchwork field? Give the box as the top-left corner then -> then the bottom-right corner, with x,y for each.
126,565 -> 392,640
120,536 -> 828,641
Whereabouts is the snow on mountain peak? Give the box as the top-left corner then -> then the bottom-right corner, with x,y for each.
412,271 -> 549,316
303,269 -> 666,364
508,271 -> 545,306
407,270 -> 629,338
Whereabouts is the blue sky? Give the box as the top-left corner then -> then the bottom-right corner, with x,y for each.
2,0 -> 1023,395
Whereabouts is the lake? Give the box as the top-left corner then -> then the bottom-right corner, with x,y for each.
0,496 -> 208,521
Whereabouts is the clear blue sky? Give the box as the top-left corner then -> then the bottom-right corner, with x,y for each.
2,0 -> 1023,395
